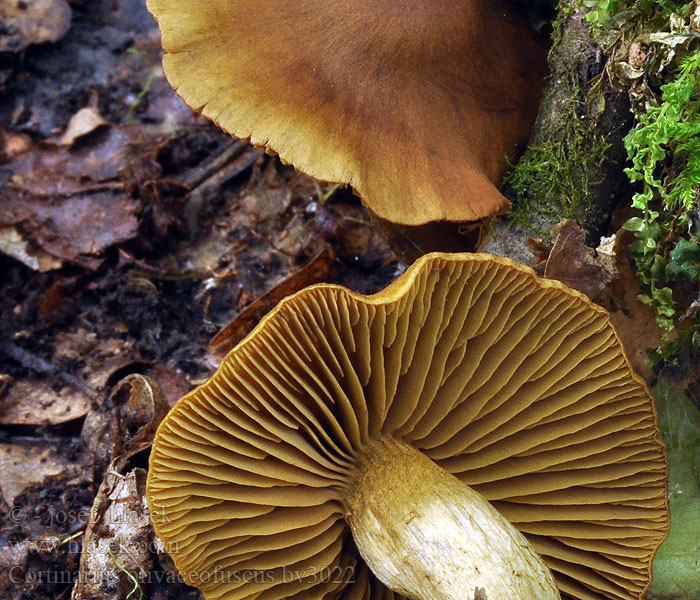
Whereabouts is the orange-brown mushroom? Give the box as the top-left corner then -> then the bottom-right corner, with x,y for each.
146,1 -> 548,227
148,253 -> 669,600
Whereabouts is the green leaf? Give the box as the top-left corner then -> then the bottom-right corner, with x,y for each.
653,287 -> 677,316
585,9 -> 600,22
638,292 -> 654,306
667,238 -> 700,281
666,260 -> 700,281
651,255 -> 669,280
656,314 -> 676,331
623,217 -> 646,232
632,190 -> 653,209
629,239 -> 647,256
647,378 -> 700,599
670,237 -> 700,264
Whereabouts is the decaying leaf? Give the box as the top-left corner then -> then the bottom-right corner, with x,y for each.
207,247 -> 336,366
544,220 -> 612,301
1,131 -> 33,159
148,363 -> 193,407
0,378 -> 90,426
76,469 -> 153,600
0,441 -> 83,505
55,107 -> 110,147
0,0 -> 71,53
545,220 -> 661,377
0,126 -> 154,269
81,374 -> 169,478
74,376 -> 169,599
0,226 -> 63,272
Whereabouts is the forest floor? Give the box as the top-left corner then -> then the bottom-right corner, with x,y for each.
0,1 -> 398,597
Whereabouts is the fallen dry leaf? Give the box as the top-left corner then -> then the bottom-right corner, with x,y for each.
0,126 -> 159,269
1,131 -> 32,159
5,195 -> 138,270
0,199 -> 33,225
525,237 -> 551,268
149,363 -> 193,407
544,220 -> 612,303
80,374 -> 169,480
74,376 -> 169,600
0,193 -> 138,270
0,379 -> 90,426
5,127 -> 140,191
75,469 -> 153,600
56,107 -> 110,146
0,0 -> 71,53
23,195 -> 138,256
0,441 -> 81,504
0,225 -> 63,272
545,221 -> 661,378
207,246 -> 337,366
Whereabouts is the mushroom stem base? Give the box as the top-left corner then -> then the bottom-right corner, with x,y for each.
343,437 -> 560,600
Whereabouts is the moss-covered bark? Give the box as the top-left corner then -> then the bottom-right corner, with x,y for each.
482,1 -> 633,263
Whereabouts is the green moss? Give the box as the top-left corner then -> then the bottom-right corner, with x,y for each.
621,48 -> 700,357
501,77 -> 611,236
582,0 -> 692,27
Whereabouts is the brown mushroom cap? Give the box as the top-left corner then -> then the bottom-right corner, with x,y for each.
146,0 -> 548,226
147,253 -> 669,600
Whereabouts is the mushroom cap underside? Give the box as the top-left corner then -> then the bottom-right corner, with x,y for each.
146,0 -> 548,225
148,253 -> 669,600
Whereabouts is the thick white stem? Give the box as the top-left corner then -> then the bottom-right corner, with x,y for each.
343,437 -> 560,600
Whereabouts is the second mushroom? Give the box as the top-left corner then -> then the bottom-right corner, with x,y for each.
148,253 -> 668,600
145,0 -> 548,228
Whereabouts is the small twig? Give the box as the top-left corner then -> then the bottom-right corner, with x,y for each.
56,587 -> 72,600
7,180 -> 125,198
59,529 -> 87,548
179,140 -> 246,189
1,341 -> 95,401
185,147 -> 264,236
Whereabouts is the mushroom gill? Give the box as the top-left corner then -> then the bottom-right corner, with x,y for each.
147,253 -> 669,600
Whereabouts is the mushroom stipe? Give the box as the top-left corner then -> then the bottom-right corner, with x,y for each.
147,253 -> 669,600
